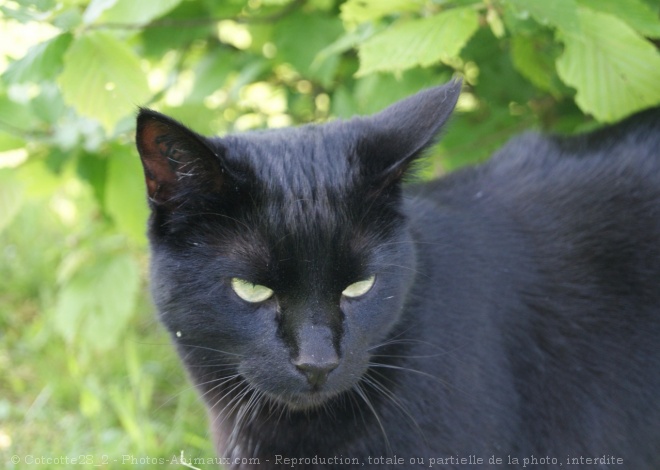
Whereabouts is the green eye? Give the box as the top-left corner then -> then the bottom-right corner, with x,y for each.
342,275 -> 376,298
231,278 -> 274,303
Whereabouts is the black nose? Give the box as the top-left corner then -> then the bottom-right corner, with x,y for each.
293,358 -> 338,388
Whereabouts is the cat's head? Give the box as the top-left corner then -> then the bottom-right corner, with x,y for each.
136,80 -> 460,410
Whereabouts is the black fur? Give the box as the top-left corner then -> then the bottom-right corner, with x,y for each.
136,80 -> 660,469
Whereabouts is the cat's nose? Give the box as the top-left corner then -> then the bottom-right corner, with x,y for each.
292,323 -> 339,388
293,357 -> 338,388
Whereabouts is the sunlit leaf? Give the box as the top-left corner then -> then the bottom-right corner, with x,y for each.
3,33 -> 73,84
58,31 -> 151,133
0,94 -> 39,133
0,4 -> 43,22
158,104 -> 222,136
507,0 -> 580,33
576,0 -> 660,38
82,0 -> 118,24
94,0 -> 183,26
52,7 -> 83,30
556,8 -> 660,122
0,131 -> 25,152
486,7 -> 506,38
356,7 -> 479,76
340,0 -> 424,27
0,169 -> 24,234
14,0 -> 56,10
15,160 -> 61,198
104,144 -> 149,245
31,83 -> 67,125
54,252 -> 140,351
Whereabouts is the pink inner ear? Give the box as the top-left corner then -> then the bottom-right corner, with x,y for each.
137,120 -> 179,201
136,110 -> 231,205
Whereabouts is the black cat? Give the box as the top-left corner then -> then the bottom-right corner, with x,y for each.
136,80 -> 660,469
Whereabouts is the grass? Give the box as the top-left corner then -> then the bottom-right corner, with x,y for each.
0,185 -> 218,469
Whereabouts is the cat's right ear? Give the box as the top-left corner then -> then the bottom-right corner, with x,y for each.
135,109 -> 226,206
357,79 -> 461,190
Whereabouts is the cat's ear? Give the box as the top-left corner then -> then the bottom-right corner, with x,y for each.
358,79 -> 461,185
136,109 -> 227,206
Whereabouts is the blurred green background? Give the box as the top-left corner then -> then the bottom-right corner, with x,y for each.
1,0 -> 659,468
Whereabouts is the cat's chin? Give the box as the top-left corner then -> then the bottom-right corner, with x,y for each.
267,389 -> 344,411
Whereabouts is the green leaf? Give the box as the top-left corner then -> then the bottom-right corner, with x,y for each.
157,104 -> 221,136
58,31 -> 151,133
507,0 -> 580,33
0,169 -> 24,234
357,8 -> 479,76
31,82 -> 67,125
314,23 -> 374,69
44,147 -> 73,174
556,8 -> 660,122
340,0 -> 424,26
461,27 -> 538,112
15,160 -> 61,198
0,93 -> 39,133
201,0 -> 245,17
439,106 -> 527,170
53,252 -> 140,351
510,35 -> 562,96
77,151 -> 108,205
227,59 -> 270,101
52,7 -> 83,30
3,33 -> 73,84
189,49 -> 236,103
0,4 -> 42,22
0,131 -> 26,152
139,1 -> 215,57
14,0 -> 56,10
486,7 -> 506,38
353,69 -> 451,114
104,144 -> 149,245
273,12 -> 344,85
94,0 -> 183,26
576,0 -> 660,38
82,0 -> 118,24
331,85 -> 359,118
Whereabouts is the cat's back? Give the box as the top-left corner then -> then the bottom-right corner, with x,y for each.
476,108 -> 660,255
404,108 -> 660,465
413,107 -> 660,307
416,107 -> 660,209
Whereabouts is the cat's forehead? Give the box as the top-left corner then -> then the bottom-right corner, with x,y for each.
213,122 -> 381,255
219,122 -> 358,196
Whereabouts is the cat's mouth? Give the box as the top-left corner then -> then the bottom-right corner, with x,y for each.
267,389 -> 342,411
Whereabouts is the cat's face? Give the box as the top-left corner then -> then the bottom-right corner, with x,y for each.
136,80 -> 460,410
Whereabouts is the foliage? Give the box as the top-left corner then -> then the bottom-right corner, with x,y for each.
1,0 -> 658,468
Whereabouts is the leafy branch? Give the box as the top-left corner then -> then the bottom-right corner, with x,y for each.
87,0 -> 307,30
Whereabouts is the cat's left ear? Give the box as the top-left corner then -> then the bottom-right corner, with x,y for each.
358,79 -> 461,185
135,109 -> 228,207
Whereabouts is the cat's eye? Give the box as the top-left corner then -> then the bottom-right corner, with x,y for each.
342,275 -> 376,298
231,278 -> 274,303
